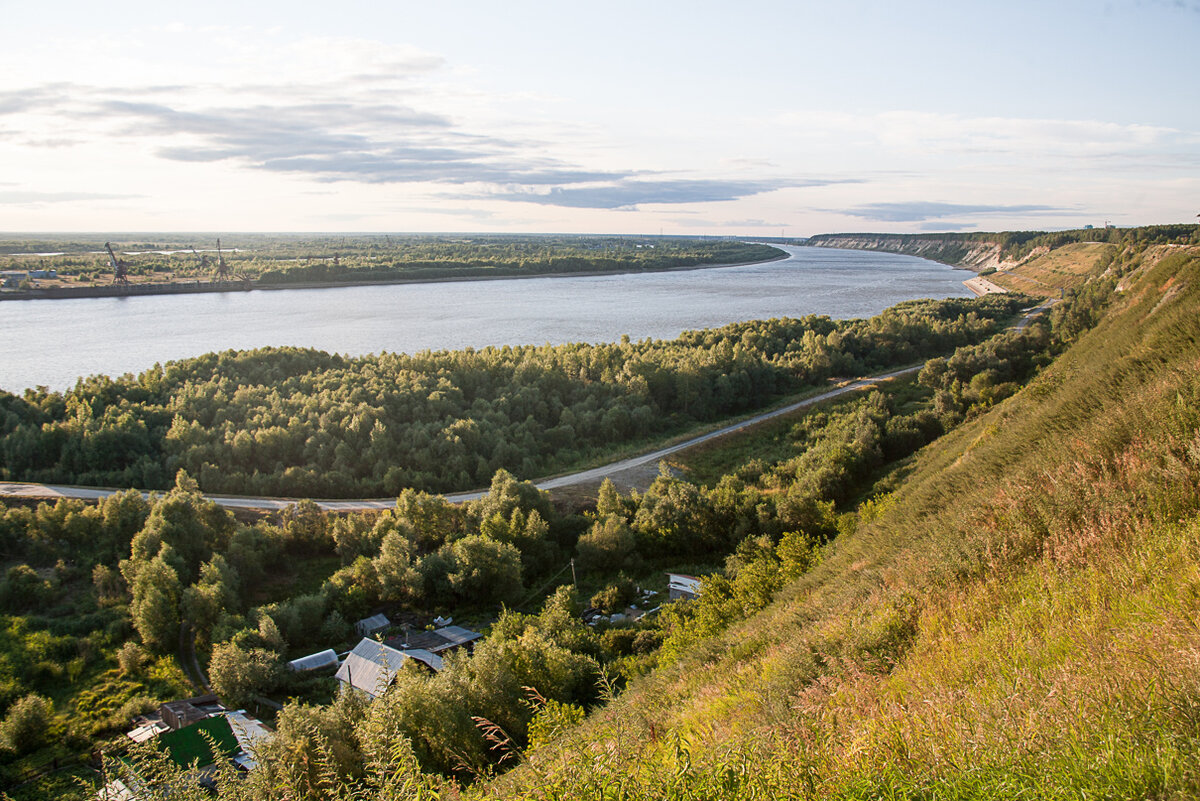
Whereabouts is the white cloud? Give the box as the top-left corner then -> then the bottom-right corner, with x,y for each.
775,110 -> 1194,167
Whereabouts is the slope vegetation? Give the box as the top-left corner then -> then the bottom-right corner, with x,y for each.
808,226 -> 1200,299
484,244 -> 1200,798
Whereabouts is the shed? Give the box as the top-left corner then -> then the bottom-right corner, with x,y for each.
126,720 -> 169,743
433,625 -> 484,651
667,573 -> 703,601
160,694 -> 223,730
334,638 -> 444,698
355,613 -> 390,637
287,648 -> 338,672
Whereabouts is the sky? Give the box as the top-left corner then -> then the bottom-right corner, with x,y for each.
0,0 -> 1197,236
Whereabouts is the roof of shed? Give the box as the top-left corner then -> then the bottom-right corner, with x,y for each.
355,613 -> 390,633
334,639 -> 444,697
287,648 -> 339,672
391,625 -> 483,653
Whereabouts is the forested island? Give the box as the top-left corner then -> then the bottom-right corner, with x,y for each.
0,235 -> 783,299
0,225 -> 1197,800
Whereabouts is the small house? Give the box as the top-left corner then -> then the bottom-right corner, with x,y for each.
354,613 -> 390,637
111,708 -> 272,795
387,624 -> 483,655
334,638 -> 444,698
667,573 -> 702,601
159,694 -> 224,730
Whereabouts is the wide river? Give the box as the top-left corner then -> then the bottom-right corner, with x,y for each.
0,245 -> 971,392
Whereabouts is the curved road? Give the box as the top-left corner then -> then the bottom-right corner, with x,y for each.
0,366 -> 919,512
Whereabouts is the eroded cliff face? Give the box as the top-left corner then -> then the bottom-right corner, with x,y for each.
806,234 -> 1013,272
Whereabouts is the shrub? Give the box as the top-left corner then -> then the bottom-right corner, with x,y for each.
209,642 -> 283,708
0,693 -> 51,753
117,641 -> 147,676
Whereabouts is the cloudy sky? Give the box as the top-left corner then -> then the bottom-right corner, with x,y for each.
1,0 -> 1197,235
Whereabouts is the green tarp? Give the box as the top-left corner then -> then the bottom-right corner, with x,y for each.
157,715 -> 239,768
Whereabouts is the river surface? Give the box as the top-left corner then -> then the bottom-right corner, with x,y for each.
0,245 -> 971,392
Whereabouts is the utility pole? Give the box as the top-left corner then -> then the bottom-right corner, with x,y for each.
570,558 -> 577,591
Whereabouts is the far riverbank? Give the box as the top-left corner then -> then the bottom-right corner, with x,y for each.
0,250 -> 788,303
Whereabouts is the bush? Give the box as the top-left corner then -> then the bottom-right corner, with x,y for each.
590,577 -> 635,613
0,564 -> 52,613
209,642 -> 283,708
117,641 -> 147,676
0,694 -> 52,753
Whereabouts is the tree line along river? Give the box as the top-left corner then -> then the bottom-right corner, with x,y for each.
0,245 -> 971,393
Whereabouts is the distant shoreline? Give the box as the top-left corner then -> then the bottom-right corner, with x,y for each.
0,251 -> 790,303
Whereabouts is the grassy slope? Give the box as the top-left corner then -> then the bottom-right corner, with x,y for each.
989,241 -> 1117,296
480,246 -> 1200,799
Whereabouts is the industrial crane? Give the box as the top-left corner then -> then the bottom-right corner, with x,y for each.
215,239 -> 231,282
190,246 -> 210,273
104,242 -> 130,285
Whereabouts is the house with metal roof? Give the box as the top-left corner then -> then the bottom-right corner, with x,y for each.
386,624 -> 483,654
354,613 -> 391,637
334,638 -> 444,698
227,710 -> 274,771
667,572 -> 703,601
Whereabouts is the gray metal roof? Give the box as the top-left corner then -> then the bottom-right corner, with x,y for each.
287,648 -> 338,672
334,638 -> 444,698
389,624 -> 483,653
354,613 -> 390,635
434,625 -> 484,648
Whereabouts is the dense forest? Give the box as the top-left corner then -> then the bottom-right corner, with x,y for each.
0,295 -> 1023,497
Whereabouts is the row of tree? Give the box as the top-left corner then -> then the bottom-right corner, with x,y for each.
0,295 -> 1025,497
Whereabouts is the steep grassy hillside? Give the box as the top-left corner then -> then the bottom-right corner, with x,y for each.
807,226 -> 1200,290
483,245 -> 1200,798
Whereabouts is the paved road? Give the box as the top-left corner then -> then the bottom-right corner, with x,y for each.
1014,298 -> 1058,331
537,365 -> 922,491
1,303 -> 1056,513
0,367 -> 923,511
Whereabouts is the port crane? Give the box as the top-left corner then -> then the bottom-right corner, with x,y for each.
215,239 -> 232,282
190,246 -> 210,273
104,242 -> 130,285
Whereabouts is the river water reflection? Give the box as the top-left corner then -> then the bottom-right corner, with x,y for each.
0,245 -> 972,392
